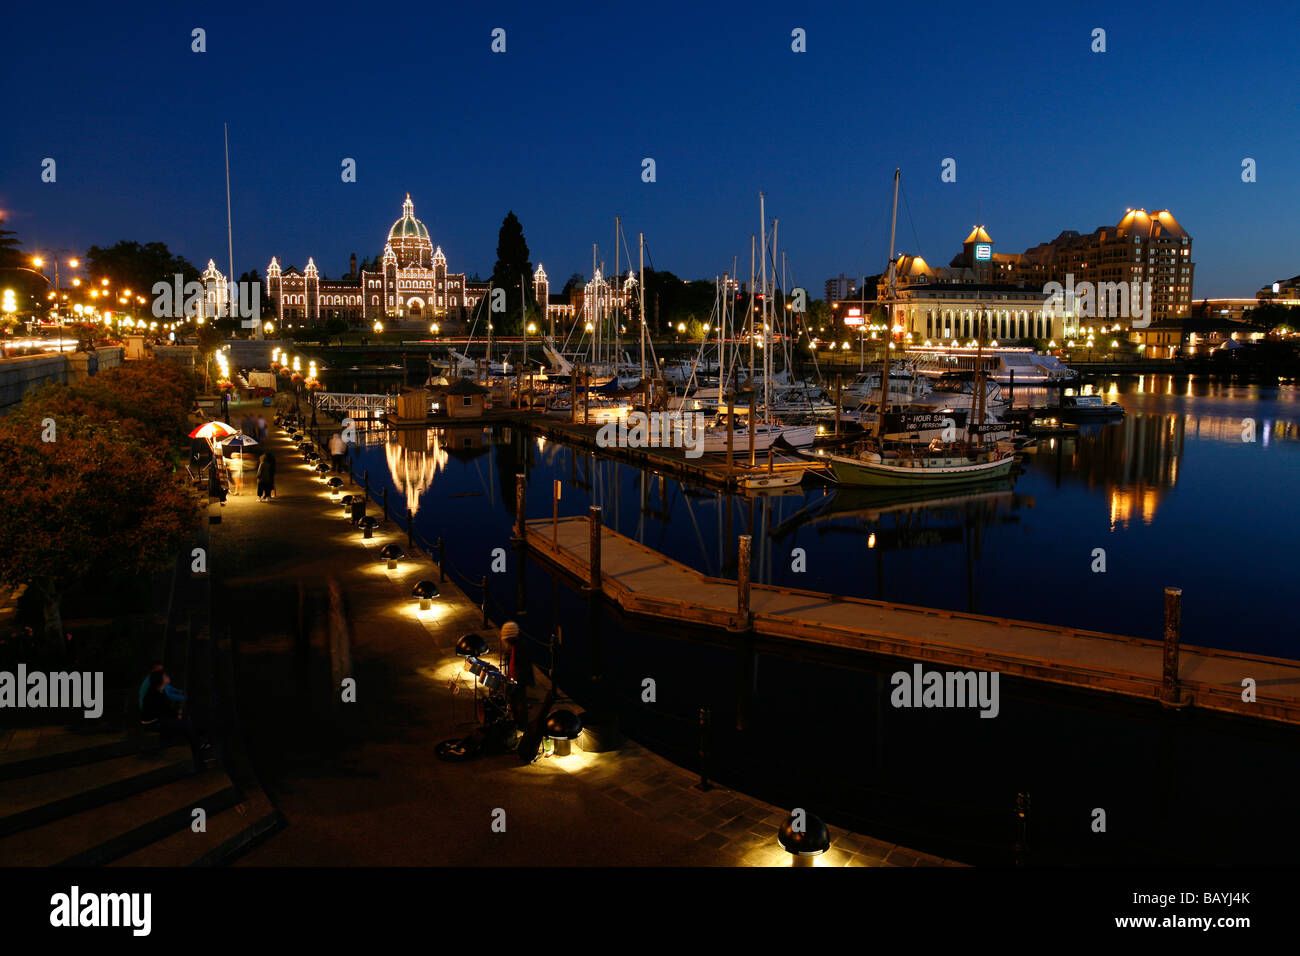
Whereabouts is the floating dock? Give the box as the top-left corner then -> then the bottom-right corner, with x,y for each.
523,516 -> 1300,726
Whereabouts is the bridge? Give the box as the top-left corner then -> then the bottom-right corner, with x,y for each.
313,392 -> 395,418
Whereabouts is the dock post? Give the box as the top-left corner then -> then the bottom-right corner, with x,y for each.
584,367 -> 590,426
382,486 -> 388,522
1009,368 -> 1015,402
552,479 -> 561,545
1014,791 -> 1031,865
481,575 -> 490,627
437,536 -> 446,583
363,469 -> 369,498
1161,586 -> 1183,705
406,508 -> 413,550
513,472 -> 526,541
697,707 -> 712,791
587,506 -> 602,593
737,534 -> 752,627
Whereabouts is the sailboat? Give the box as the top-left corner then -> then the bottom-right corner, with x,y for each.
800,169 -> 1016,488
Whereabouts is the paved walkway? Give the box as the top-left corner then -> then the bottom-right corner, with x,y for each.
210,398 -> 952,866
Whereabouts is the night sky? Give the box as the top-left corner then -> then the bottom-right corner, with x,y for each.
2,0 -> 1295,298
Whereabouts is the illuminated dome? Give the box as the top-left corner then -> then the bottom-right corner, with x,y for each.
387,194 -> 433,268
1115,208 -> 1188,240
963,225 -> 992,244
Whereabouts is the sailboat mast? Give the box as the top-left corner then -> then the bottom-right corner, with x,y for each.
638,231 -> 646,381
760,193 -> 768,423
718,273 -> 726,409
879,168 -> 901,437
614,216 -> 621,372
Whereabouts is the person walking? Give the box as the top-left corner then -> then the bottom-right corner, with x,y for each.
256,451 -> 277,502
256,414 -> 268,443
329,431 -> 347,472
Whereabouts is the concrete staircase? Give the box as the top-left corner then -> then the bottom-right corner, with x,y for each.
0,727 -> 279,866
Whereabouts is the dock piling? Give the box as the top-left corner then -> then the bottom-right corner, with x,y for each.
552,479 -> 561,545
697,707 -> 712,791
1014,791 -> 1031,865
1161,586 -> 1183,705
587,506 -> 602,593
514,473 -> 526,541
737,534 -> 752,626
437,536 -> 446,583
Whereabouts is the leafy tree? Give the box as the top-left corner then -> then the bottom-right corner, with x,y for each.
0,366 -> 199,647
560,272 -> 585,298
83,241 -> 199,300
489,211 -> 534,332
0,216 -> 45,306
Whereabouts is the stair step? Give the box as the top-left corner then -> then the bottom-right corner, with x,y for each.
110,789 -> 281,866
0,771 -> 239,866
0,749 -> 195,837
0,730 -> 162,782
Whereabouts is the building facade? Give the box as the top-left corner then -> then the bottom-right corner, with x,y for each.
265,195 -> 487,327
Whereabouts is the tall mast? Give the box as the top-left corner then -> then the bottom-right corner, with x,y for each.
224,123 -> 240,336
638,231 -> 645,380
879,168 -> 901,438
614,216 -> 621,370
717,273 -> 726,409
748,234 -> 756,388
760,193 -> 769,423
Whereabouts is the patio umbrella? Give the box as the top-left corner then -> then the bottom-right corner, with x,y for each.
190,420 -> 237,440
219,433 -> 260,480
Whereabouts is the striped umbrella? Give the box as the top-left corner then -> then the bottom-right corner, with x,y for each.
189,420 -> 237,440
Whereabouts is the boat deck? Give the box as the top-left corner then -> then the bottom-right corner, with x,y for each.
524,516 -> 1300,726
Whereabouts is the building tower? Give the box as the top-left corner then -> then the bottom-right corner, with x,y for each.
304,258 -> 320,322
533,264 -> 549,336
266,257 -> 282,323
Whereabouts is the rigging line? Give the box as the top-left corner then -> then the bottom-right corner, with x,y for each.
899,180 -> 924,259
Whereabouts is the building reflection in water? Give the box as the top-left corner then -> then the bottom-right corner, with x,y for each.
383,427 -> 452,516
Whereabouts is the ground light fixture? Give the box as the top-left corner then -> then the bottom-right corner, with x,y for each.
314,462 -> 331,477
455,633 -> 489,659
356,515 -> 381,539
327,476 -> 344,498
777,810 -> 831,866
412,580 -> 440,610
340,494 -> 358,514
379,543 -> 406,569
544,709 -> 583,757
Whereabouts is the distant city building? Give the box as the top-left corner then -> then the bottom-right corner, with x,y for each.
825,273 -> 858,304
870,226 -> 1056,343
1257,274 -> 1300,306
264,194 -> 487,327
1009,209 -> 1194,324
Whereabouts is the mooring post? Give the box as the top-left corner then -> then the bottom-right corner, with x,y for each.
1161,586 -> 1182,704
481,575 -> 490,627
406,508 -> 413,550
437,536 -> 446,583
747,390 -> 756,468
552,479 -> 561,545
514,472 -> 526,541
697,707 -> 712,791
1014,791 -> 1031,865
737,533 -> 752,626
835,373 -> 842,437
382,486 -> 388,523
587,505 -> 602,592
363,469 -> 369,498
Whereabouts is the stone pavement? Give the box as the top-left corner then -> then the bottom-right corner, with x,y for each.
211,397 -> 955,866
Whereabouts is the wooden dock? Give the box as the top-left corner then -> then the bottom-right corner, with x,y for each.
524,516 -> 1300,726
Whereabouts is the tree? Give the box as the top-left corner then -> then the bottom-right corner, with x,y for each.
560,273 -> 585,298
489,211 -> 534,332
0,367 -> 199,648
0,216 -> 45,307
83,241 -> 199,300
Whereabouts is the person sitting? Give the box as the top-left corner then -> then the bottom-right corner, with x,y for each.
137,662 -> 186,713
140,670 -> 210,771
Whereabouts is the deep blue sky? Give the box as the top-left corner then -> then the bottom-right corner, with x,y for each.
2,0 -> 1296,298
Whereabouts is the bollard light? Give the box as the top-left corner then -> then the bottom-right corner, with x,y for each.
379,543 -> 406,569
412,580 -> 440,610
340,493 -> 358,514
327,476 -> 344,498
356,515 -> 380,539
314,462 -> 331,477
455,633 -> 489,659
544,709 -> 583,757
777,810 -> 831,866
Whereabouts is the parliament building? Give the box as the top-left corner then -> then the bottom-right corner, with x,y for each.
265,194 -> 486,327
